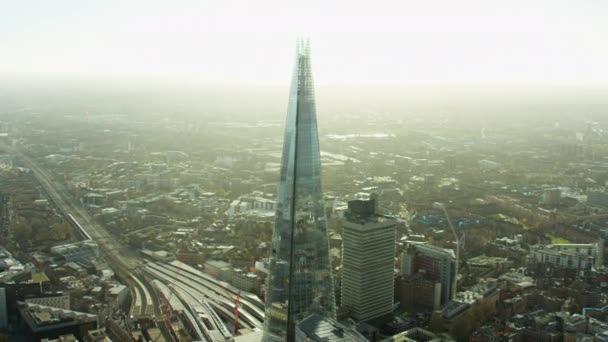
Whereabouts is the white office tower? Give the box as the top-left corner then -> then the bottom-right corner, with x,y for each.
341,195 -> 397,321
0,288 -> 7,330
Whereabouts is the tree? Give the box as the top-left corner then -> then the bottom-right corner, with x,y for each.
451,318 -> 472,341
13,219 -> 33,242
50,223 -> 72,241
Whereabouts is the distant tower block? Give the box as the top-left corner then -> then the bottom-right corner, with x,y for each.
127,135 -> 132,152
544,188 -> 561,208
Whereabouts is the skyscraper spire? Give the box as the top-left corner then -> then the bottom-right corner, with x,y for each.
263,40 -> 335,341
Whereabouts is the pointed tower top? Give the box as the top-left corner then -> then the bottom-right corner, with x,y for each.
263,38 -> 335,341
296,37 -> 311,57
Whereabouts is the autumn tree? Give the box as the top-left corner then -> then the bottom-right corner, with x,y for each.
50,223 -> 72,241
13,218 -> 33,243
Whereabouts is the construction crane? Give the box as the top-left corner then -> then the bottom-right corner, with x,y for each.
234,291 -> 241,335
157,283 -> 174,335
433,202 -> 465,298
218,282 -> 242,336
156,282 -> 192,342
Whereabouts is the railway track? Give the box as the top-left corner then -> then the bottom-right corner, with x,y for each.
12,149 -> 161,321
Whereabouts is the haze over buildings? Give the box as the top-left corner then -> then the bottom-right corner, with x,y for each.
2,1 -> 608,342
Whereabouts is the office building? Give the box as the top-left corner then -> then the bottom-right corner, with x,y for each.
204,260 -> 233,282
18,302 -> 98,341
401,242 -> 456,306
232,268 -> 261,294
529,243 -> 602,270
25,293 -> 70,310
264,40 -> 335,341
341,195 -> 396,321
0,288 -> 7,330
543,188 -> 561,207
50,241 -> 99,264
396,274 -> 442,312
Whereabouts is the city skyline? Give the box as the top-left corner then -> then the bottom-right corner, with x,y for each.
2,2 -> 608,341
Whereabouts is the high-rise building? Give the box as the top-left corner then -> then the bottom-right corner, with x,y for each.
263,40 -> 335,341
396,273 -> 442,312
401,242 -> 456,306
543,188 -> 561,208
0,288 -> 7,330
341,195 -> 397,321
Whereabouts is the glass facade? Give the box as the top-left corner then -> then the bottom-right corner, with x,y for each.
263,40 -> 335,341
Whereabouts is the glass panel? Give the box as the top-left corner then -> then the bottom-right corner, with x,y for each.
263,40 -> 335,341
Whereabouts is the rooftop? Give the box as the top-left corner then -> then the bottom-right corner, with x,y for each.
296,314 -> 367,341
107,284 -> 127,295
18,302 -> 97,332
205,260 -> 232,269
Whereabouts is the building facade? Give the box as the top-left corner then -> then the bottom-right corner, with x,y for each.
295,314 -> 367,341
401,242 -> 456,306
0,288 -> 7,330
24,293 -> 71,310
264,40 -> 335,341
529,243 -> 601,270
396,274 -> 442,312
543,188 -> 561,207
232,268 -> 260,294
341,196 -> 396,321
50,241 -> 99,264
204,260 -> 233,282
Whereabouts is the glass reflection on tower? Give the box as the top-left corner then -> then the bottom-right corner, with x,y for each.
263,40 -> 335,341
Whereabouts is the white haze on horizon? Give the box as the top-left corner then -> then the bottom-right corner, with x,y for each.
2,0 -> 608,86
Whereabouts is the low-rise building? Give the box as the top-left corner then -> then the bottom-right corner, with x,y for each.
226,192 -> 276,218
529,243 -> 601,270
18,302 -> 98,341
232,269 -> 260,294
295,313 -> 367,341
50,241 -> 99,264
25,293 -> 70,310
381,327 -> 455,341
141,249 -> 176,262
106,285 -> 128,309
429,280 -> 498,340
204,260 -> 233,282
84,329 -> 112,342
467,255 -> 512,279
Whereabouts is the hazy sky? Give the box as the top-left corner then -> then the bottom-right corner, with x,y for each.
2,0 -> 607,85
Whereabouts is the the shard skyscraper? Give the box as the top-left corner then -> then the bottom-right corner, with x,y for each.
263,40 -> 335,341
